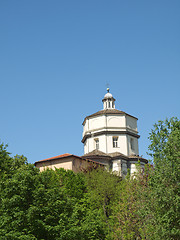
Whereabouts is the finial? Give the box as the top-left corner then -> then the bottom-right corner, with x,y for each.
106,83 -> 110,93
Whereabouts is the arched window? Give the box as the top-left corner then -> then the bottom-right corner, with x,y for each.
113,137 -> 118,148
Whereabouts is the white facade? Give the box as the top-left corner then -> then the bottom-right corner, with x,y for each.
83,114 -> 139,156
82,89 -> 147,176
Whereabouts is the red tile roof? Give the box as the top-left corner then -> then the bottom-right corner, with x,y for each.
35,153 -> 105,166
35,153 -> 73,163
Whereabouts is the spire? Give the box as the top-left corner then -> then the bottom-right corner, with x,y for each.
102,88 -> 116,109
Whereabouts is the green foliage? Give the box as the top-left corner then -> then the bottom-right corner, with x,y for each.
108,178 -> 140,240
82,168 -> 122,239
85,168 -> 121,219
146,117 -> 180,240
0,143 -> 106,239
28,168 -> 87,239
0,143 -> 27,180
107,164 -> 152,240
148,117 -> 180,165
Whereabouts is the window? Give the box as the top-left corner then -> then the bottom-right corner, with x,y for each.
130,138 -> 135,151
113,137 -> 118,148
94,138 -> 99,150
109,101 -> 111,108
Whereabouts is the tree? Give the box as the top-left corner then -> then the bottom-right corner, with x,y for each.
84,168 -> 122,238
0,159 -> 39,239
28,168 -> 87,240
0,164 -> 88,240
0,143 -> 27,180
0,142 -> 105,240
107,164 -> 153,240
147,117 -> 180,239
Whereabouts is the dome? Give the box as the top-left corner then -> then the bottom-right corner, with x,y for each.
104,92 -> 113,99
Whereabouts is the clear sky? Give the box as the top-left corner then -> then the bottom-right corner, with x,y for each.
0,0 -> 180,163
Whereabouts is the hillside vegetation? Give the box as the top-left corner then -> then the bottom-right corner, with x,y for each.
0,118 -> 179,240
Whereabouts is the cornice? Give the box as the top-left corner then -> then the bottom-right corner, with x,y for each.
83,126 -> 138,137
81,130 -> 140,143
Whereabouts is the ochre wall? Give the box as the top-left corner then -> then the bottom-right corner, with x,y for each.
35,157 -> 73,172
35,156 -> 95,173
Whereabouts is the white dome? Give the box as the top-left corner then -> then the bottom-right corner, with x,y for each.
104,92 -> 113,99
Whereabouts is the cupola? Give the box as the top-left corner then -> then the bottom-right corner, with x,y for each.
102,88 -> 116,109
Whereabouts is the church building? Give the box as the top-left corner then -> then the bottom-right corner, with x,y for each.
35,89 -> 147,176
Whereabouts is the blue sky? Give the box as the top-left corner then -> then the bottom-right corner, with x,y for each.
0,0 -> 180,163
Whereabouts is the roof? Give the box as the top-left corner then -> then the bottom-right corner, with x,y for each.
128,154 -> 148,163
34,153 -> 105,166
104,92 -> 113,98
83,149 -> 110,157
82,150 -> 128,160
82,150 -> 148,164
35,150 -> 148,167
35,153 -> 82,165
82,109 -> 138,125
108,151 -> 129,159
